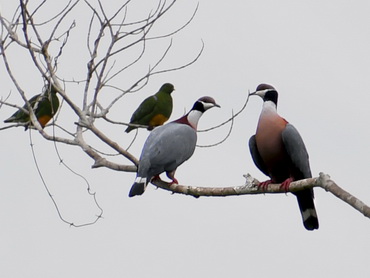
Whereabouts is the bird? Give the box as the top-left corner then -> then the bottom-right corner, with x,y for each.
125,83 -> 175,133
129,96 -> 220,197
4,84 -> 60,130
249,83 -> 319,230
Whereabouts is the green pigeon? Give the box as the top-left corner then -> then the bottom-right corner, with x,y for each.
4,84 -> 60,130
125,83 -> 175,133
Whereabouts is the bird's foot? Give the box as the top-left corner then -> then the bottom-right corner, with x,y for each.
258,180 -> 272,191
166,170 -> 178,185
280,177 -> 294,192
169,178 -> 179,185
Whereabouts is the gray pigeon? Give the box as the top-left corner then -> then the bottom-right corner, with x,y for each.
249,84 -> 319,230
129,96 -> 220,197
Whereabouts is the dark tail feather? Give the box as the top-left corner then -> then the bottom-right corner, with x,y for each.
295,189 -> 319,231
4,116 -> 18,123
128,181 -> 146,197
125,126 -> 134,133
4,117 -> 29,130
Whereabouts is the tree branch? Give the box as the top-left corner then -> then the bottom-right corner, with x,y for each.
151,172 -> 370,219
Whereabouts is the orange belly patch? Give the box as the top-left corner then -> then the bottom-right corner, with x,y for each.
37,115 -> 52,128
149,114 -> 168,127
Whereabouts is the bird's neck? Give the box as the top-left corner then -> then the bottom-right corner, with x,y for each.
259,100 -> 288,127
174,110 -> 203,130
261,101 -> 278,117
187,110 -> 203,129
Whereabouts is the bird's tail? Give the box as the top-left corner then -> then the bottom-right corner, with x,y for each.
125,126 -> 134,133
128,177 -> 147,197
4,116 -> 29,130
295,189 -> 319,230
4,116 -> 17,123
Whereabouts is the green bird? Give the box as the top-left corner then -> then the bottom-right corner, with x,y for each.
125,83 -> 175,133
4,84 -> 60,130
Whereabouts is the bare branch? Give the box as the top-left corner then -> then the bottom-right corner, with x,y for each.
318,173 -> 370,218
151,172 -> 370,219
47,1 -> 79,45
74,120 -> 139,166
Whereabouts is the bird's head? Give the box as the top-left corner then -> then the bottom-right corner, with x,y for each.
192,96 -> 221,112
161,83 -> 175,94
250,83 -> 278,105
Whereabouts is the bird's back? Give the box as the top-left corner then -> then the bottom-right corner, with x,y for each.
138,122 -> 197,179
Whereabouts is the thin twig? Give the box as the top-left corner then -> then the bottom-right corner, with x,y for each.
147,2 -> 199,40
197,109 -> 235,148
199,90 -> 250,132
29,128 -> 103,227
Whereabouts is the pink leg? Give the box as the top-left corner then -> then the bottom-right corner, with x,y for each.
152,175 -> 162,181
166,170 -> 179,185
258,180 -> 272,191
280,177 -> 294,192
169,178 -> 179,185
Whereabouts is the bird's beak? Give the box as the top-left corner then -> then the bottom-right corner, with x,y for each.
249,89 -> 267,99
214,103 -> 221,108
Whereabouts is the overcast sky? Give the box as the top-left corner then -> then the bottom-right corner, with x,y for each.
1,0 -> 370,277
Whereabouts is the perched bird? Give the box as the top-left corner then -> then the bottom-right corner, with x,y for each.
125,83 -> 175,133
4,84 -> 60,130
249,84 -> 319,230
129,96 -> 220,197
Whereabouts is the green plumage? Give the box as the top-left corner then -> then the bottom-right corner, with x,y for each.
125,83 -> 175,133
4,84 -> 60,130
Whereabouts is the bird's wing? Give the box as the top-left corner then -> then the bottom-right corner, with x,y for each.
4,93 -> 42,123
50,91 -> 60,115
129,95 -> 157,124
34,90 -> 59,118
155,92 -> 173,118
30,93 -> 46,110
139,123 -> 197,177
281,123 -> 312,178
249,135 -> 269,177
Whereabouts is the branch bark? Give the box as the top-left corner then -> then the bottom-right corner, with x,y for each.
151,172 -> 370,219
0,0 -> 199,174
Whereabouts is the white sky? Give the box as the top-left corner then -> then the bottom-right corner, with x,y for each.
1,0 -> 370,277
